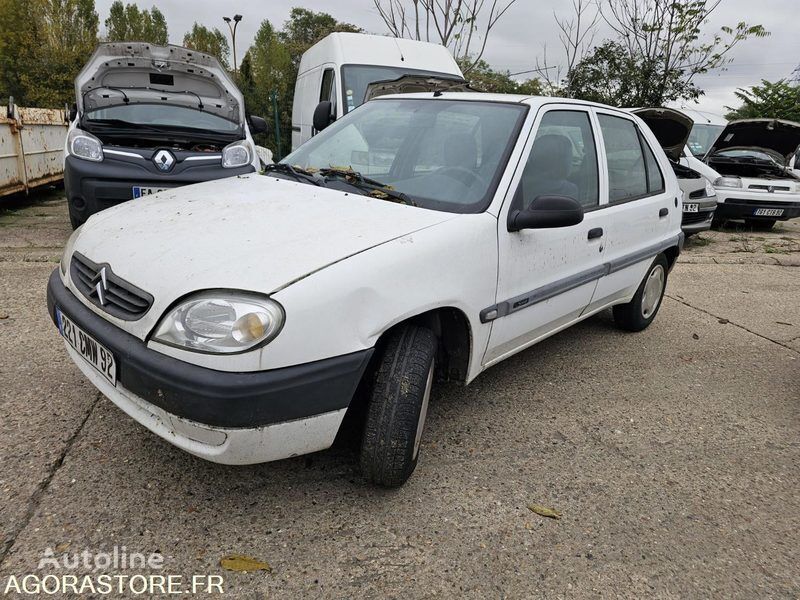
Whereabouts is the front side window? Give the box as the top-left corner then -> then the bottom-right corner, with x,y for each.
599,114 -> 649,203
282,98 -> 528,213
516,110 -> 599,210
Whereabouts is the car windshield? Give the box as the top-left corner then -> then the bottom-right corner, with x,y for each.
687,123 -> 724,156
84,104 -> 241,134
281,98 -> 528,214
341,65 -> 460,113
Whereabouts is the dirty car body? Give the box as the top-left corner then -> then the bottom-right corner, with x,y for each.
64,43 -> 264,229
705,119 -> 800,227
49,94 -> 683,486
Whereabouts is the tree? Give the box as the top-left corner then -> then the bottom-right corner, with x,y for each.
183,23 -> 230,68
278,8 -> 360,68
0,0 -> 99,107
373,0 -> 517,74
460,59 -> 541,95
104,2 -> 167,45
725,80 -> 800,122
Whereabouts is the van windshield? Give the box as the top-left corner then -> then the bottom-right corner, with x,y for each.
687,123 -> 724,157
84,104 -> 241,135
341,65 -> 460,113
281,98 -> 527,214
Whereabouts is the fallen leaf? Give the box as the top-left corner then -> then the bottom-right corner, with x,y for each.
718,319 -> 729,324
0,313 -> 8,320
220,554 -> 272,573
692,333 -> 700,340
527,504 -> 562,519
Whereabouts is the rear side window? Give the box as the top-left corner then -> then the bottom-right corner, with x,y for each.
640,132 -> 665,194
517,110 -> 600,209
598,115 -> 648,202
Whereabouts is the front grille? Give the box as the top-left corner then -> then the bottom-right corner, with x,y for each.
682,211 -> 713,225
749,184 -> 791,192
70,253 -> 153,320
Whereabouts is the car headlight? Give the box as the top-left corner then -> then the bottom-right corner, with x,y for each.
152,292 -> 284,354
222,140 -> 252,168
67,128 -> 103,162
705,180 -> 716,197
714,176 -> 742,189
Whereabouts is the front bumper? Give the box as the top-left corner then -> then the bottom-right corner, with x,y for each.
714,191 -> 800,221
47,270 -> 373,464
681,197 -> 717,234
64,154 -> 255,225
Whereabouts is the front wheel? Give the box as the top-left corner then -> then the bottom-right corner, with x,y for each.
745,219 -> 775,231
360,325 -> 437,488
613,254 -> 669,332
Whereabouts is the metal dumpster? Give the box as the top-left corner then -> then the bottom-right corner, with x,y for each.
1,101 -> 68,198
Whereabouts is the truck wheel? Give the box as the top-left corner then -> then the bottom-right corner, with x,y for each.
613,254 -> 668,332
745,219 -> 775,231
360,325 -> 436,488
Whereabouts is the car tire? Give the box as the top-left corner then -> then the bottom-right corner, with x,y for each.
360,325 -> 437,488
612,254 -> 669,332
745,219 -> 775,231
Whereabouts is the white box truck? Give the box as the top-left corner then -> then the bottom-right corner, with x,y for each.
291,33 -> 465,151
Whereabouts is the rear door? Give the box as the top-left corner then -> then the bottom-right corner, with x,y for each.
483,105 -> 607,366
586,110 -> 679,311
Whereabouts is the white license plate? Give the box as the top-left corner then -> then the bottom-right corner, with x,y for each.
132,186 -> 167,199
57,309 -> 116,385
753,208 -> 783,217
683,203 -> 699,213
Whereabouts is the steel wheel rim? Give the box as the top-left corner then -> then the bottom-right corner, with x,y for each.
413,361 -> 435,460
641,264 -> 665,319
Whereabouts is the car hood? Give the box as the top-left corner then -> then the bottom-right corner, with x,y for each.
71,175 -> 456,333
364,74 -> 469,101
707,119 -> 800,162
75,43 -> 243,124
632,107 -> 693,161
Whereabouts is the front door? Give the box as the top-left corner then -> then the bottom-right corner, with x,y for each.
483,106 -> 608,367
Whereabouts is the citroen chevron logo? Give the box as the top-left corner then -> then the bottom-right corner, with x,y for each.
90,267 -> 109,306
153,149 -> 175,172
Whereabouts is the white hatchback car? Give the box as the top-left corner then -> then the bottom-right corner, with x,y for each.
48,94 -> 684,487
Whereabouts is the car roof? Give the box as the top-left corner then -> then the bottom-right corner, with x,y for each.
372,92 -> 632,114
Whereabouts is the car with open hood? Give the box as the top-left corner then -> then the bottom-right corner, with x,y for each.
48,93 -> 683,487
633,108 -> 717,235
704,119 -> 800,229
64,43 -> 267,229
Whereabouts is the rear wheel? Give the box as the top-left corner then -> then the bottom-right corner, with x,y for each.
613,254 -> 668,332
745,219 -> 775,231
360,325 -> 437,488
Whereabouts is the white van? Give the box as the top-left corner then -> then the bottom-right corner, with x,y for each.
291,33 -> 465,151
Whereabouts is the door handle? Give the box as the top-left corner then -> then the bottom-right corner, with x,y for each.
587,227 -> 603,240
659,208 -> 669,218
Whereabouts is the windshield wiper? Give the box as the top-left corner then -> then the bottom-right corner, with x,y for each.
263,163 -> 324,186
318,168 -> 416,206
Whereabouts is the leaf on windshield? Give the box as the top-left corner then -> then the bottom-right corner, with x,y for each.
370,190 -> 390,200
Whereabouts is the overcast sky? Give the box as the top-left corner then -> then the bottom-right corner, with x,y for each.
93,0 -> 798,115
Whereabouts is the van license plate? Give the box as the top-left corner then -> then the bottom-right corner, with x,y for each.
57,308 -> 116,385
683,203 -> 699,213
132,186 -> 167,198
753,208 -> 783,217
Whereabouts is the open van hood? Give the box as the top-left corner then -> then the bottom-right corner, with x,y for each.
364,75 -> 469,102
75,43 -> 243,124
632,107 -> 693,161
708,119 -> 800,162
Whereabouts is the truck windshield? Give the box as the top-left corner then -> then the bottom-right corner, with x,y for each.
84,104 -> 241,135
341,65 -> 459,113
687,124 -> 724,157
282,98 -> 527,214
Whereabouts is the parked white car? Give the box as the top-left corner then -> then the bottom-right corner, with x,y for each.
705,119 -> 800,229
49,94 -> 683,487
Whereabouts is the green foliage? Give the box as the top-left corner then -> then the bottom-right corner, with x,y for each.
183,23 -> 230,69
1,0 -> 99,107
104,1 -> 168,45
459,59 -> 542,95
725,80 -> 800,122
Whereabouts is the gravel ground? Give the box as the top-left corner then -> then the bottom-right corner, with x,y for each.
0,189 -> 797,598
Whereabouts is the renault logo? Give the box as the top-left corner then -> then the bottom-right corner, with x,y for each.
153,149 -> 175,172
90,267 -> 109,306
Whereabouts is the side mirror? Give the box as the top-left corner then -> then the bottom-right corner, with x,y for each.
247,114 -> 267,135
313,100 -> 335,133
508,195 -> 584,232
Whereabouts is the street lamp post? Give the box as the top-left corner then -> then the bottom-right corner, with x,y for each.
223,14 -> 243,75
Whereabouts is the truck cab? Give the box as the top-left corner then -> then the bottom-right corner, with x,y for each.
291,33 -> 465,151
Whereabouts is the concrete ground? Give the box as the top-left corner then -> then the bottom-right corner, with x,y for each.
0,189 -> 797,598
